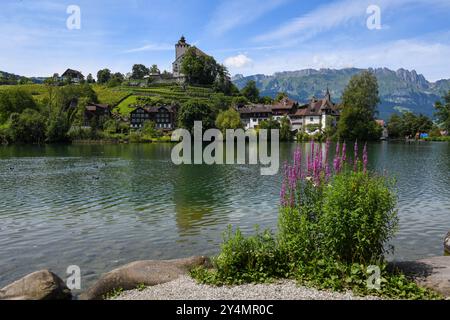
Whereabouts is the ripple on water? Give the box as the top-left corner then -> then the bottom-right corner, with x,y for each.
0,143 -> 449,288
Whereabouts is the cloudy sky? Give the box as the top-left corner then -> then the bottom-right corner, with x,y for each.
1,0 -> 450,81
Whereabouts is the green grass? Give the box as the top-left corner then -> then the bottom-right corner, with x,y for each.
0,84 -> 49,103
92,85 -> 131,107
112,83 -> 221,116
0,83 -> 225,117
116,95 -> 139,115
424,136 -> 450,142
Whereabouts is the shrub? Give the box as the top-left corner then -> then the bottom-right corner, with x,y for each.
8,109 -> 46,144
192,226 -> 285,285
321,171 -> 398,264
191,140 -> 441,299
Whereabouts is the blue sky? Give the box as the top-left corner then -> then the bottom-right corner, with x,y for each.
1,0 -> 450,81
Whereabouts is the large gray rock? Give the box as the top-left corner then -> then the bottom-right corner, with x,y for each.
0,270 -> 72,300
80,256 -> 211,300
445,232 -> 450,255
390,256 -> 450,297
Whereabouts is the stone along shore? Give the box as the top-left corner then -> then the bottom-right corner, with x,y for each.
1,232 -> 450,300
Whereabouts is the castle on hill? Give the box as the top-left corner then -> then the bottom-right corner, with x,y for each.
172,36 -> 210,79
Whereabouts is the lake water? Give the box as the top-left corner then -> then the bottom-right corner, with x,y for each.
0,142 -> 449,290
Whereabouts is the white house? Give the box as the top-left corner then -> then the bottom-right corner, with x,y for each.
290,89 -> 340,134
237,105 -> 273,130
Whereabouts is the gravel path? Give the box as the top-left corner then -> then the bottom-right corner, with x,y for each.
114,275 -> 380,300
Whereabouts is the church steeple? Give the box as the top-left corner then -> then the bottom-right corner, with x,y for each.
325,87 -> 331,101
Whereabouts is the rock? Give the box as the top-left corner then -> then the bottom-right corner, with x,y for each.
390,256 -> 450,297
80,256 -> 211,300
0,270 -> 72,300
445,232 -> 450,255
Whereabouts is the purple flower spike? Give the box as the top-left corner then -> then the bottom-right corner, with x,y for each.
354,140 -> 359,172
342,142 -> 347,164
363,143 -> 368,174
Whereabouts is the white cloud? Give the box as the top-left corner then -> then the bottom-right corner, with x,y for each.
224,54 -> 253,68
253,0 -> 450,43
208,0 -> 287,36
123,43 -> 173,53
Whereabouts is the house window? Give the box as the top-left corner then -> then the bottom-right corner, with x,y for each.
310,117 -> 314,122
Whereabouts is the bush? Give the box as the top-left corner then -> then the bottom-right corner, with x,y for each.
8,109 -> 46,144
321,171 -> 398,264
0,88 -> 38,124
192,226 -> 285,285
192,141 -> 441,299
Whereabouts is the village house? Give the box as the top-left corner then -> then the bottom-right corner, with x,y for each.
83,103 -> 111,127
271,97 -> 299,120
172,36 -> 210,79
289,89 -> 340,134
236,89 -> 340,134
61,68 -> 84,83
237,105 -> 273,130
130,105 -> 177,130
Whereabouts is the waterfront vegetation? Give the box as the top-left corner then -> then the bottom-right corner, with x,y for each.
191,141 -> 443,299
1,68 -> 449,146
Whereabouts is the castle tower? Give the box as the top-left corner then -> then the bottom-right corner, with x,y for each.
175,35 -> 190,60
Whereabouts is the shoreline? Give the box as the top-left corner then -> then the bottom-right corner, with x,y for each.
111,274 -> 380,301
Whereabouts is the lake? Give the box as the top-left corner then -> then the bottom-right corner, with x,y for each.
0,142 -> 449,290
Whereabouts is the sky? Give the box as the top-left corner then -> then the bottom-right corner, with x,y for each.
1,0 -> 450,81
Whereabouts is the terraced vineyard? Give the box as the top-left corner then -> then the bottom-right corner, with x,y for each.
0,83 -> 232,117
92,85 -> 132,107
114,83 -> 230,116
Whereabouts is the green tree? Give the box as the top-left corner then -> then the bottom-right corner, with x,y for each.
213,64 -> 238,95
131,64 -> 150,80
142,120 -> 161,138
241,80 -> 260,103
387,112 -> 433,138
215,108 -> 242,133
0,88 -> 37,124
97,69 -> 112,84
259,117 -> 280,130
8,109 -> 46,144
149,64 -> 160,74
210,93 -> 232,113
178,99 -> 214,132
387,113 -> 403,138
337,71 -> 382,141
259,96 -> 274,104
108,73 -> 125,87
275,92 -> 289,102
232,96 -> 249,107
181,47 -> 219,85
279,116 -> 293,141
44,85 -> 98,142
435,90 -> 450,132
86,73 -> 95,84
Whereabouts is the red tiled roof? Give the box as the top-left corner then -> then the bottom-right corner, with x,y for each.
237,105 -> 273,114
272,98 -> 298,110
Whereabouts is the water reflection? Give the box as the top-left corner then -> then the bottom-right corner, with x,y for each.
0,142 -> 449,288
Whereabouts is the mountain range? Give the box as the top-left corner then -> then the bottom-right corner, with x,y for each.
232,68 -> 450,120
